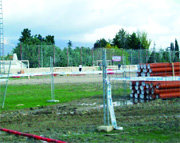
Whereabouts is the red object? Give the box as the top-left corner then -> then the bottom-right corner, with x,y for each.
148,62 -> 180,68
158,92 -> 180,99
149,72 -> 180,77
156,81 -> 180,89
149,66 -> 180,73
0,128 -> 66,143
130,62 -> 180,100
12,76 -> 21,78
154,88 -> 180,94
107,69 -> 114,74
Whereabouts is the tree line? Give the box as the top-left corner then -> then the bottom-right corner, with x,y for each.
148,39 -> 179,63
93,28 -> 151,49
10,28 -> 180,68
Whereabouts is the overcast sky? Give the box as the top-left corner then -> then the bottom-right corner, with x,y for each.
3,0 -> 180,50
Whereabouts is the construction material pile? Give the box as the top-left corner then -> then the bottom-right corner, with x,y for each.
130,62 -> 180,100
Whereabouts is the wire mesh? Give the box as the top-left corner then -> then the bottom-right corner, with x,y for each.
105,48 -> 180,142
0,47 -> 180,142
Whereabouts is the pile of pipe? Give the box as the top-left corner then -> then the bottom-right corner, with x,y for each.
130,62 -> 180,100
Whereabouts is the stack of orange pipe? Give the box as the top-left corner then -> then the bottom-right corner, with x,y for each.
131,62 -> 180,99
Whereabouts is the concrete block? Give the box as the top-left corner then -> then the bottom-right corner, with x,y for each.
97,125 -> 114,132
47,100 -> 59,103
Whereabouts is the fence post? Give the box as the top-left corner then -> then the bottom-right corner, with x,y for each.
38,45 -> 40,68
102,48 -> 110,125
41,44 -> 43,67
20,44 -> 22,60
81,47 -> 82,65
53,45 -> 55,66
67,48 -> 69,67
47,57 -> 59,103
2,61 -> 11,108
92,48 -> 94,66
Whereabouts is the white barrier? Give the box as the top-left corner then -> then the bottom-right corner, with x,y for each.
0,69 -> 138,78
0,79 -> 8,83
110,76 -> 180,81
107,80 -> 123,130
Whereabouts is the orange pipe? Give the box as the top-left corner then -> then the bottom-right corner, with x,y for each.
148,81 -> 174,86
154,88 -> 180,94
150,66 -> 180,73
156,81 -> 180,89
149,72 -> 180,76
148,62 -> 180,68
159,92 -> 180,99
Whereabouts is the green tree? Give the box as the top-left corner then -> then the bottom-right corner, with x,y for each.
148,51 -> 158,63
67,40 -> 72,48
45,35 -> 55,44
137,32 -> 151,49
13,29 -> 57,67
127,32 -> 140,49
19,28 -> 32,43
174,39 -> 179,62
94,38 -> 108,49
170,42 -> 176,62
170,42 -> 175,51
112,28 -> 128,49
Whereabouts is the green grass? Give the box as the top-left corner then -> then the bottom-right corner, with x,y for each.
60,129 -> 180,143
112,88 -> 131,97
1,83 -> 102,111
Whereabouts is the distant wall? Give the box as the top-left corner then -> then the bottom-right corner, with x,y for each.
9,65 -> 137,74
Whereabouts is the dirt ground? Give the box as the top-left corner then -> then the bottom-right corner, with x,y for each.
7,72 -> 135,85
1,74 -> 180,142
0,95 -> 180,143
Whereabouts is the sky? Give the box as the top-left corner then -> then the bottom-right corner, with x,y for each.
3,0 -> 180,54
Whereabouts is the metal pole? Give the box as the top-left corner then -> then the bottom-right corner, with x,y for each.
41,44 -> 43,67
38,45 -> 40,68
50,57 -> 54,100
2,61 -> 11,108
67,48 -> 69,67
81,47 -> 82,65
106,49 -> 109,125
146,49 -> 148,63
53,45 -> 55,66
102,48 -> 109,125
47,57 -> 59,103
92,48 -> 94,66
20,44 -> 22,60
169,49 -> 172,63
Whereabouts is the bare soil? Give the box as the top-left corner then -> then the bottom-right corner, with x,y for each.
8,75 -> 103,85
0,96 -> 180,143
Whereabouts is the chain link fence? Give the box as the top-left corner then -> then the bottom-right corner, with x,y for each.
0,46 -> 180,142
105,48 -> 180,143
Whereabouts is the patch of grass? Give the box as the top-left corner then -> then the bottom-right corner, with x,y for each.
59,126 -> 180,143
112,88 -> 131,97
1,83 -> 103,111
57,122 -> 180,143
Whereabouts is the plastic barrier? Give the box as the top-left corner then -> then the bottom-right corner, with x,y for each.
0,69 -> 137,78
